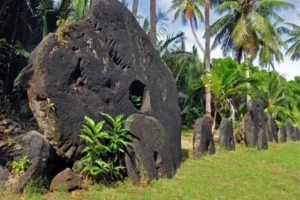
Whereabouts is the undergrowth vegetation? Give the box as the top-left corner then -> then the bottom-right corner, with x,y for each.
1,135 -> 299,200
80,113 -> 131,181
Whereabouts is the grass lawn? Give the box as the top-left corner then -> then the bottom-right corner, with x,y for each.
2,131 -> 300,200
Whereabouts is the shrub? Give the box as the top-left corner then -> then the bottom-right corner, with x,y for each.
80,113 -> 131,181
11,156 -> 30,174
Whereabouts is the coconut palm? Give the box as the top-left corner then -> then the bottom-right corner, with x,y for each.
169,0 -> 205,54
251,70 -> 295,122
201,57 -> 259,130
139,9 -> 169,40
279,15 -> 300,61
157,32 -> 186,58
150,0 -> 157,46
205,0 -> 212,115
211,0 -> 294,64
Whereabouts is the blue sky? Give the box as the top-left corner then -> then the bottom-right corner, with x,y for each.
124,0 -> 300,80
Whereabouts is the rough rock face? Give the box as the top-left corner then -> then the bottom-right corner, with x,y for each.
193,118 -> 215,158
0,118 -> 25,143
27,0 -> 181,174
125,114 -> 176,182
0,131 -> 51,192
285,121 -> 296,141
280,125 -> 287,143
219,119 -> 235,150
294,127 -> 300,141
244,99 -> 268,150
266,116 -> 278,143
50,168 -> 81,191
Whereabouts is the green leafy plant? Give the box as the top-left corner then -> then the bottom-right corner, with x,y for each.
80,113 -> 131,180
56,17 -> 73,28
11,156 -> 30,174
47,98 -> 55,111
130,95 -> 142,108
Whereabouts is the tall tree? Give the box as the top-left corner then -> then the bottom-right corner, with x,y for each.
205,0 -> 211,115
211,0 -> 294,104
150,0 -> 157,46
279,15 -> 300,61
169,0 -> 205,54
132,0 -> 139,18
210,0 -> 294,65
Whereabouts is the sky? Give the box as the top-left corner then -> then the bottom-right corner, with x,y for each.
125,0 -> 300,80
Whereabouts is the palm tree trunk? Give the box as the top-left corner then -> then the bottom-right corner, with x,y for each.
246,68 -> 251,103
205,0 -> 211,115
150,0 -> 157,46
190,18 -> 205,54
132,0 -> 139,18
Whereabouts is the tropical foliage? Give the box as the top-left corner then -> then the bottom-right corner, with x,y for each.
80,113 -> 131,181
0,0 -> 299,130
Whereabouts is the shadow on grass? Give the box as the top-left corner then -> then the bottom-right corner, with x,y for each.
181,149 -> 190,163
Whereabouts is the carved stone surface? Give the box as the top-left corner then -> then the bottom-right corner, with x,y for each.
266,115 -> 278,143
193,118 -> 215,158
125,114 -> 177,183
244,99 -> 268,150
27,0 -> 181,166
219,119 -> 235,150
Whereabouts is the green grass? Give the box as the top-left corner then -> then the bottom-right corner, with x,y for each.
1,133 -> 300,200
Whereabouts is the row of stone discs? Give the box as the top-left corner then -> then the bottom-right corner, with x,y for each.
192,98 -> 270,158
281,121 -> 300,142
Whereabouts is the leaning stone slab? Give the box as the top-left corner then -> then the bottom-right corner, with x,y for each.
124,114 -> 176,183
193,118 -> 215,158
219,119 -> 235,150
244,99 -> 268,150
266,115 -> 278,143
285,121 -> 296,141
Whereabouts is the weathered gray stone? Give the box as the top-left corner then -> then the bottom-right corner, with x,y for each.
193,118 -> 215,158
50,168 -> 81,192
0,131 -> 51,192
294,126 -> 300,141
125,114 -> 177,183
244,99 -> 268,150
27,0 -> 181,168
266,115 -> 278,143
280,125 -> 287,143
285,121 -> 296,141
219,119 -> 235,150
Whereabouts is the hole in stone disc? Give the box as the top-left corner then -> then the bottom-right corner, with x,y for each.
129,80 -> 145,110
154,151 -> 162,165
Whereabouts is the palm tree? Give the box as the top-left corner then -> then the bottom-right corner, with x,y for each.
201,57 -> 259,131
157,32 -> 186,58
132,0 -> 139,18
139,9 -> 169,41
258,20 -> 285,70
205,0 -> 211,115
251,70 -> 296,125
211,0 -> 294,105
211,0 -> 294,64
279,15 -> 300,61
169,0 -> 205,54
150,0 -> 157,46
